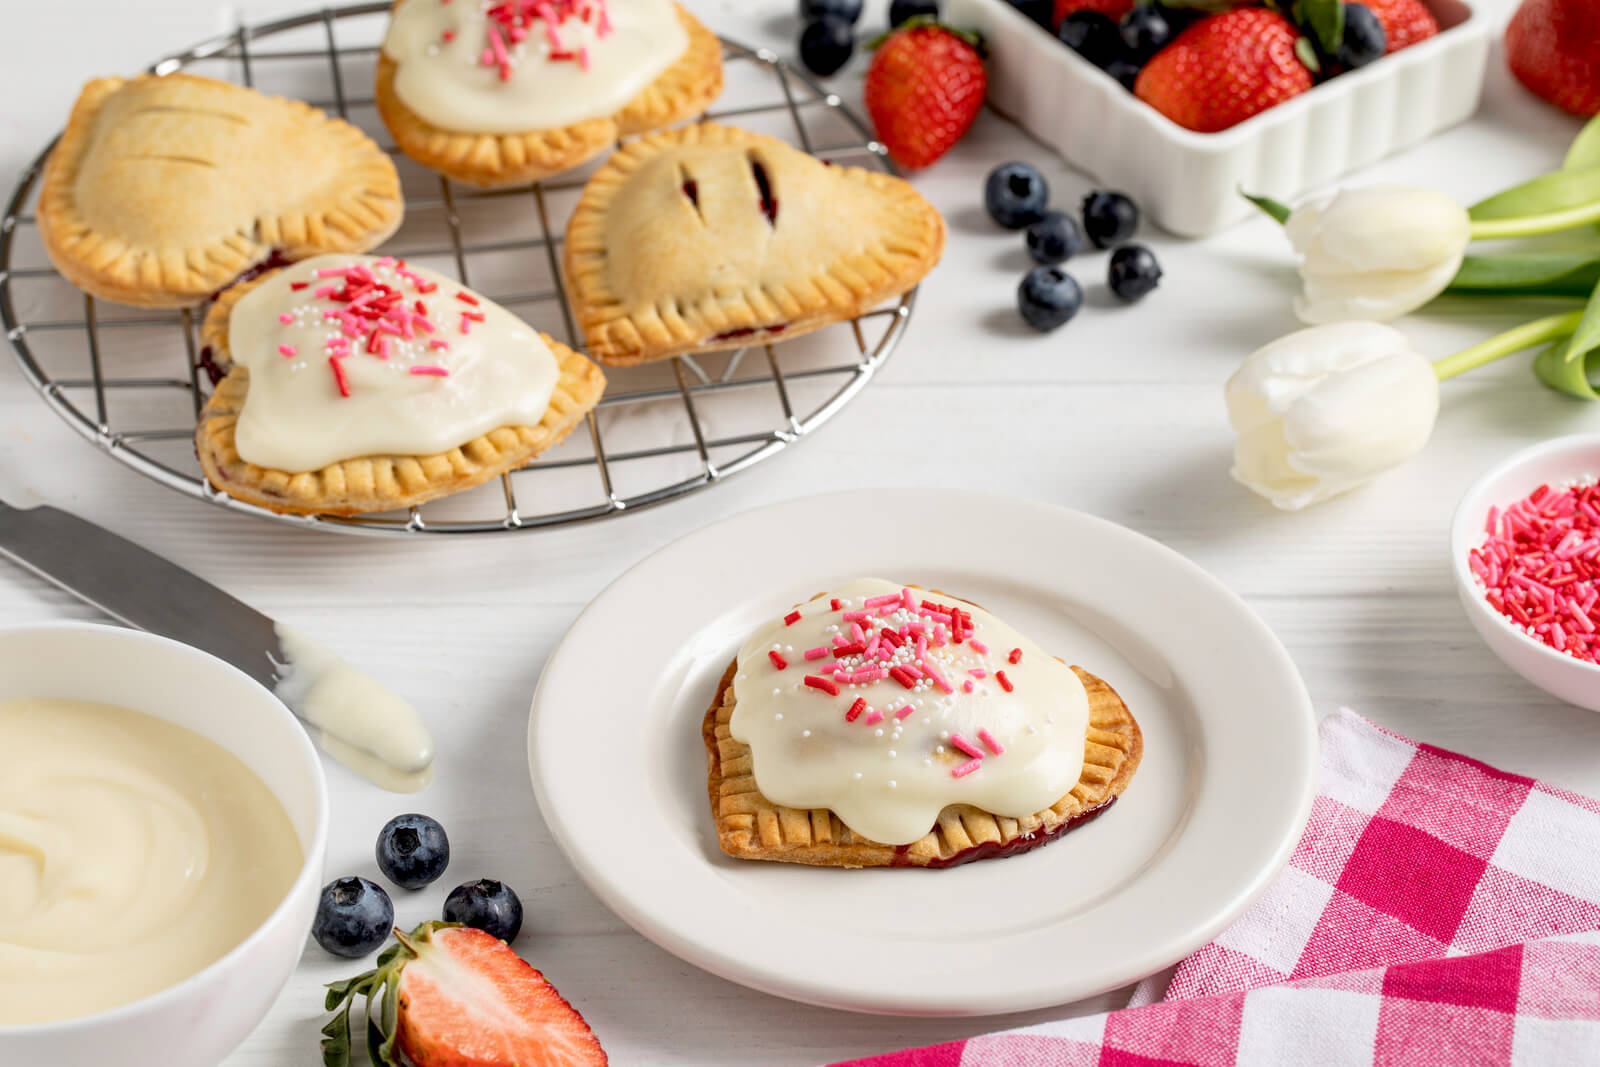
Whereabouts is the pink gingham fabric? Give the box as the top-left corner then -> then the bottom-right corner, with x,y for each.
831,710 -> 1600,1066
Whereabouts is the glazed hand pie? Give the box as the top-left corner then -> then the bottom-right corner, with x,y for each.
702,580 -> 1143,868
38,74 -> 402,309
564,123 -> 946,365
376,0 -> 723,188
195,255 -> 605,515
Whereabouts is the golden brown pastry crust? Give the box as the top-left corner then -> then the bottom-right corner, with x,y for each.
563,123 -> 946,366
194,271 -> 606,516
703,607 -> 1142,869
38,74 -> 402,309
374,1 -> 723,189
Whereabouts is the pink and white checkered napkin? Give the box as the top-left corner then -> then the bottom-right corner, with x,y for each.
831,709 -> 1600,1067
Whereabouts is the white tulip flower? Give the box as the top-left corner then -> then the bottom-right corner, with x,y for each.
1285,186 -> 1471,324
1226,322 -> 1440,511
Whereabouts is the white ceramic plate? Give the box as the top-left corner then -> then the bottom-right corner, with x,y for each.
528,490 -> 1317,1015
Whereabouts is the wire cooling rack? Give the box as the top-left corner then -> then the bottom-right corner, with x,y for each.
0,4 -> 914,536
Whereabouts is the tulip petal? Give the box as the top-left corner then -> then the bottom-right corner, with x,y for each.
1295,252 -> 1465,324
1311,187 -> 1471,273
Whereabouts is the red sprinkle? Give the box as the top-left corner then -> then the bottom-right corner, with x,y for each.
889,666 -> 917,689
328,356 -> 350,398
832,642 -> 866,658
804,675 -> 840,696
784,610 -> 802,626
768,650 -> 788,670
845,698 -> 866,722
455,290 -> 480,305
1472,480 -> 1600,666
830,598 -> 843,611
996,670 -> 1014,693
1008,648 -> 1023,664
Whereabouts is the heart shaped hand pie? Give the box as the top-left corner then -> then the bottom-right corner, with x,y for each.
38,74 -> 403,308
563,123 -> 946,365
376,0 -> 723,188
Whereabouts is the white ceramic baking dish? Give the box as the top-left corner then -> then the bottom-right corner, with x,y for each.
947,0 -> 1492,237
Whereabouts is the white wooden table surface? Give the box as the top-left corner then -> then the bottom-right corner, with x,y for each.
4,0 -> 1598,1063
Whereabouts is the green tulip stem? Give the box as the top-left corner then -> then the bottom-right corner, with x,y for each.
1432,311 -> 1584,381
1469,199 -> 1600,239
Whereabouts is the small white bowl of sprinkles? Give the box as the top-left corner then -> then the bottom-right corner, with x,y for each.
1452,435 -> 1600,712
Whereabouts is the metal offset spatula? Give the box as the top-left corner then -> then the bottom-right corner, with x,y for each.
0,497 -> 435,791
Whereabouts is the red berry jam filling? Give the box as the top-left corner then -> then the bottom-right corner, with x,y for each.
891,796 -> 1117,869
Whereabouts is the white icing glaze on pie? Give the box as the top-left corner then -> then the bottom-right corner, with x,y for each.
381,0 -> 689,135
228,254 -> 560,473
729,579 -> 1091,846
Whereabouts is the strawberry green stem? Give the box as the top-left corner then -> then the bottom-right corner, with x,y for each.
1469,200 -> 1600,239
1432,311 -> 1583,381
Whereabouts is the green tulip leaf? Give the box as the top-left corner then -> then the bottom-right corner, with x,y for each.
1447,253 -> 1600,299
1533,339 -> 1600,399
1469,167 -> 1600,222
1241,190 -> 1292,224
1565,114 -> 1600,172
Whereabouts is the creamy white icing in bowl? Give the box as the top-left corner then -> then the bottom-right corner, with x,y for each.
0,623 -> 328,1067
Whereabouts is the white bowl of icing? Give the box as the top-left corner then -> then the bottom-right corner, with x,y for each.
0,622 -> 329,1067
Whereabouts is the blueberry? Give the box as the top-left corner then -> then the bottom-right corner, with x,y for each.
1105,58 -> 1142,91
1081,190 -> 1139,248
1119,5 -> 1172,60
313,876 -> 393,958
1017,267 -> 1084,332
1108,244 -> 1163,301
1024,211 -> 1086,264
889,0 -> 939,26
1004,0 -> 1053,28
799,16 -> 854,77
443,879 -> 524,943
1337,4 -> 1386,68
375,813 -> 451,890
1057,12 -> 1124,68
985,162 -> 1050,230
800,0 -> 862,23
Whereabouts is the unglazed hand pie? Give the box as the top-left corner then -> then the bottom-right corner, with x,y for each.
702,579 -> 1142,868
38,74 -> 402,309
377,0 -> 723,188
564,124 -> 946,365
195,255 -> 605,515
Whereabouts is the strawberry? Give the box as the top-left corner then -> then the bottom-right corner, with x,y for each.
1506,0 -> 1600,117
323,922 -> 606,1067
1053,0 -> 1134,24
1361,0 -> 1440,52
864,19 -> 987,169
1133,9 -> 1313,133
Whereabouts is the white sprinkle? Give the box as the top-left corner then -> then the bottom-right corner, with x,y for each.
853,771 -> 863,780
940,731 -> 950,740
736,673 -> 747,681
935,745 -> 945,754
801,729 -> 812,738
923,758 -> 933,768
1025,724 -> 1037,735
888,750 -> 897,758
874,728 -> 884,737
887,780 -> 897,789
772,688 -> 781,696
774,713 -> 783,720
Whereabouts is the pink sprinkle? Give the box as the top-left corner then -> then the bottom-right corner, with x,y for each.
864,593 -> 901,609
409,365 -> 449,377
923,663 -> 953,694
968,668 -> 987,679
969,639 -> 989,655
278,312 -> 294,324
901,587 -> 916,610
842,611 -> 873,624
577,45 -> 590,70
951,758 -> 982,779
850,623 -> 866,644
894,706 -> 914,721
977,728 -> 1005,756
428,339 -> 451,351
803,647 -> 829,661
277,344 -> 297,357
962,680 -> 975,693
950,733 -> 984,760
863,710 -> 884,725
314,266 -> 351,278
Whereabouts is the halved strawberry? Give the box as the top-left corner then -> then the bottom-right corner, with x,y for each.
323,922 -> 606,1067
